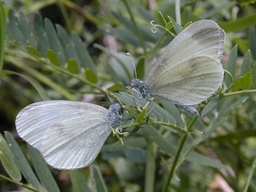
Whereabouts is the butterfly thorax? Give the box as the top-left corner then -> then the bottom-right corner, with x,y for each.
131,79 -> 150,99
108,103 -> 121,127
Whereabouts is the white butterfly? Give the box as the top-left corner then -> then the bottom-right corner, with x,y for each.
16,101 -> 121,170
131,20 -> 225,115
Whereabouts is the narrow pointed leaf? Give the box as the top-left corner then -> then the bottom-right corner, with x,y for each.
45,18 -> 65,65
0,134 -> 21,181
7,10 -> 24,44
69,170 -> 91,192
5,132 -> 41,189
34,13 -> 49,57
71,32 -> 96,73
201,96 -> 221,116
28,145 -> 60,192
18,12 -> 36,48
161,100 -> 184,127
240,50 -> 251,76
224,45 -> 237,86
90,165 -> 108,192
56,25 -> 81,68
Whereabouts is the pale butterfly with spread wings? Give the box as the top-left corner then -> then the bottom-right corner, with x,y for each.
131,20 -> 225,116
16,101 -> 121,170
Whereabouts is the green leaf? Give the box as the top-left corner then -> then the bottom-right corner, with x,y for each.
112,11 -> 161,44
69,170 -> 91,192
0,2 -> 6,78
7,10 -> 24,45
45,18 -> 65,65
2,70 -> 49,100
106,28 -> 141,47
34,13 -> 49,57
219,13 -> 256,33
116,92 -> 176,124
240,50 -> 251,76
135,107 -> 147,123
90,165 -> 108,192
232,72 -> 252,91
137,6 -> 157,22
165,22 -> 174,30
224,45 -> 237,86
185,150 -> 226,169
161,100 -> 184,127
249,26 -> 256,60
231,76 -> 242,91
5,132 -> 41,189
85,68 -> 97,83
28,145 -> 60,192
67,59 -> 79,74
56,24 -> 81,68
18,12 -> 37,48
202,118 -> 228,141
107,82 -> 123,92
201,96 -> 220,116
47,49 -> 61,67
144,126 -> 226,168
28,46 -> 42,58
71,32 -> 96,74
0,134 -> 21,181
253,61 -> 256,88
241,71 -> 252,90
220,96 -> 249,116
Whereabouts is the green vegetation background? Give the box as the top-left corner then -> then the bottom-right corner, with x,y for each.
0,0 -> 256,191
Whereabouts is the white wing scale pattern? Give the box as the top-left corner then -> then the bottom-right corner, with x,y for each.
16,100 -> 110,169
145,20 -> 225,105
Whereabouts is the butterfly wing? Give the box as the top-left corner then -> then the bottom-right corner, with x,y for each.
15,101 -> 108,150
41,113 -> 110,170
145,20 -> 225,105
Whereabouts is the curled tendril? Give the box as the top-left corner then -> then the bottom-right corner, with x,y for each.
150,20 -> 173,35
150,20 -> 157,33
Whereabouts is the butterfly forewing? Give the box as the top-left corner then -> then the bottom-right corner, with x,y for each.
145,20 -> 225,105
41,113 -> 110,169
16,101 -> 109,169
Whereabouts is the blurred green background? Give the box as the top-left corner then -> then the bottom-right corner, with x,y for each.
1,0 -> 256,191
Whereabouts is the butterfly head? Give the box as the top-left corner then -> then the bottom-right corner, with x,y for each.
108,103 -> 121,127
131,79 -> 144,88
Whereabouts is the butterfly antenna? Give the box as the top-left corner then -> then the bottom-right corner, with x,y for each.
126,52 -> 137,79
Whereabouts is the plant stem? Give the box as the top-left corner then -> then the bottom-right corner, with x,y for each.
162,133 -> 188,192
145,135 -> 156,192
58,0 -> 73,33
243,158 -> 256,192
0,174 -> 38,192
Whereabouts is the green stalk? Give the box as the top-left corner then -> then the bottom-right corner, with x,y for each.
243,158 -> 256,192
0,2 -> 6,82
145,135 -> 156,192
162,133 -> 188,192
122,0 -> 149,73
0,174 -> 38,192
58,0 -> 72,33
